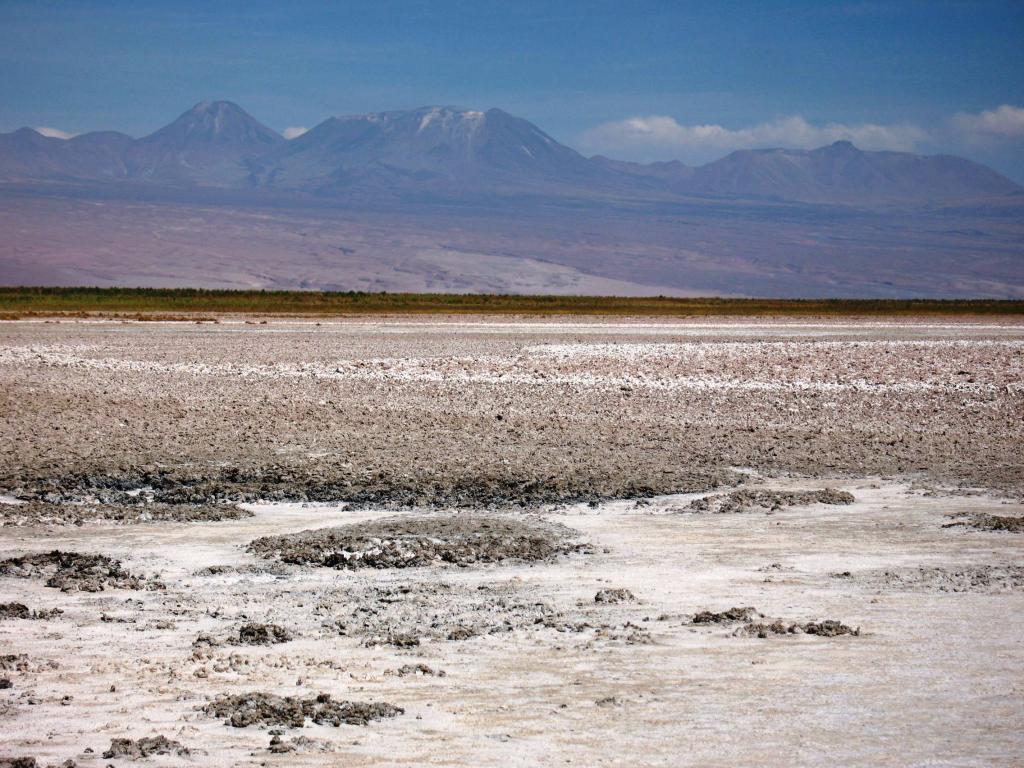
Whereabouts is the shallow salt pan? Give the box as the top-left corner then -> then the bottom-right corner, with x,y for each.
2,343 -> 1020,395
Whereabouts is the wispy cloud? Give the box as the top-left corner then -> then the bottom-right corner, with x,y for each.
35,126 -> 77,139
579,115 -> 928,162
950,105 -> 1024,144
581,105 -> 1024,164
282,126 -> 308,140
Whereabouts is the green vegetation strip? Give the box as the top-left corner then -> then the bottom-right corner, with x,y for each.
1,287 -> 1022,317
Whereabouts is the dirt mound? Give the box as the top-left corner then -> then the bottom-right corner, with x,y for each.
802,620 -> 860,637
366,631 -> 421,648
0,654 -> 58,674
204,692 -> 403,728
0,654 -> 28,672
322,578 -> 653,648
0,603 -> 31,620
102,736 -> 189,759
0,551 -> 161,592
684,488 -> 855,514
267,734 -> 334,754
330,581 -> 583,646
193,562 -> 297,577
0,500 -> 252,527
734,619 -> 860,638
0,759 -> 73,768
594,588 -> 636,604
390,663 -> 445,678
233,623 -> 293,646
944,513 -> 1024,533
0,603 -> 62,621
248,515 -> 584,569
692,606 -> 761,624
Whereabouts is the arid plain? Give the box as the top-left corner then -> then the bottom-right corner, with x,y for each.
1,316 -> 1022,767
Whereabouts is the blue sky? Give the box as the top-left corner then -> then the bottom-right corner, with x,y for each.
2,0 -> 1023,179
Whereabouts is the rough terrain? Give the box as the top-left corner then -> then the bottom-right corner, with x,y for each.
1,316 -> 1022,766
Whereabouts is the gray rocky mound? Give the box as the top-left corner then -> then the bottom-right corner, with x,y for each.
943,513 -> 1024,533
0,603 -> 62,620
594,588 -> 636,604
233,623 -> 293,645
102,736 -> 189,759
734,619 -> 860,638
204,692 -> 402,728
392,663 -> 445,677
0,550 -> 162,592
248,514 -> 583,569
0,654 -> 28,671
685,488 -> 855,514
686,607 -> 859,637
692,606 -> 761,624
268,734 -> 334,754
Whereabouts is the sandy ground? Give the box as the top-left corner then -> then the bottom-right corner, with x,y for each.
1,317 -> 1023,766
2,193 -> 1023,298
1,317 -> 1022,496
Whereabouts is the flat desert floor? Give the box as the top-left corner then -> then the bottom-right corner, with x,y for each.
1,317 -> 1022,767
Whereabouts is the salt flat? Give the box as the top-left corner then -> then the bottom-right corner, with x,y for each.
0,316 -> 1022,766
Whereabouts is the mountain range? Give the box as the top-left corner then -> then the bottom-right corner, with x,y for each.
2,100 -> 1020,204
0,101 -> 1022,297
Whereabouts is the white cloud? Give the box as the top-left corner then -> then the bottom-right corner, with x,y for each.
283,126 -> 308,140
35,126 -> 76,139
579,115 -> 928,162
950,105 -> 1024,143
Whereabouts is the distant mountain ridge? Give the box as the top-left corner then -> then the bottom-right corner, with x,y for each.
681,141 -> 1022,203
0,100 -> 1020,205
250,106 -> 608,196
